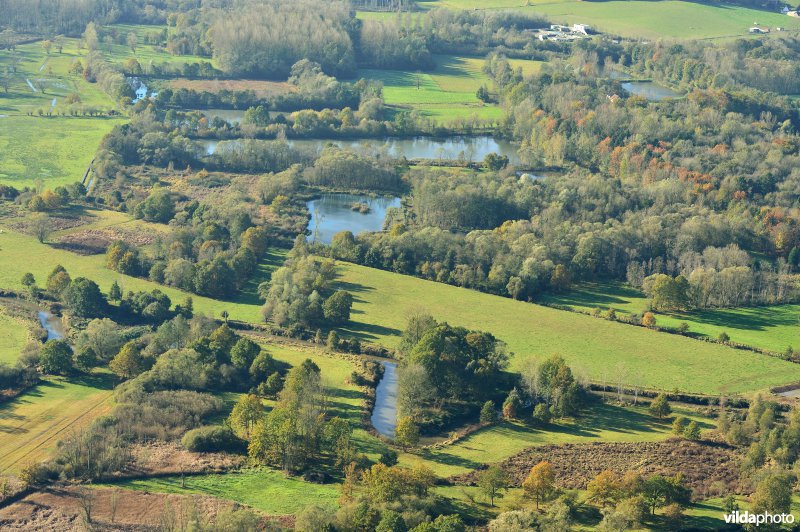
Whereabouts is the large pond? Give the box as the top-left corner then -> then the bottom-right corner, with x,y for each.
371,362 -> 399,439
621,81 -> 681,101
203,135 -> 520,163
38,311 -> 64,341
307,193 -> 400,245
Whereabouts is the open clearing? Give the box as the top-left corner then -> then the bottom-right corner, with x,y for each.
0,39 -> 124,188
400,402 -> 713,477
0,307 -> 29,364
1,231 -> 796,395
417,0 -> 800,40
331,261 -> 800,395
362,55 -> 505,122
0,374 -> 115,474
104,469 -> 339,515
542,282 -> 800,354
167,78 -> 295,98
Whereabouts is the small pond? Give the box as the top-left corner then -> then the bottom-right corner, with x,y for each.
371,362 -> 399,439
38,311 -> 64,341
203,109 -> 245,124
621,81 -> 681,101
203,135 -> 520,163
306,193 -> 400,245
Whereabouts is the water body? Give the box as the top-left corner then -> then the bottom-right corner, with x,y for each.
38,311 -> 64,341
371,362 -> 399,438
307,193 -> 400,245
203,135 -> 520,163
621,81 -> 681,101
203,109 -> 245,124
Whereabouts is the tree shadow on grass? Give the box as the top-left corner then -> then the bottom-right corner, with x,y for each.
674,306 -> 800,332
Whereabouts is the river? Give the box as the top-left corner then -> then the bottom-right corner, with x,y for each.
371,362 -> 399,438
38,311 -> 64,341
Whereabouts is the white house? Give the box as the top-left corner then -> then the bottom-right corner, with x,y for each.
572,23 -> 590,35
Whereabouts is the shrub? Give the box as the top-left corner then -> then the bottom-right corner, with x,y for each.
181,425 -> 245,453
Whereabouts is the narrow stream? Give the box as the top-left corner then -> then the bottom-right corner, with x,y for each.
371,362 -> 399,438
38,311 -> 64,341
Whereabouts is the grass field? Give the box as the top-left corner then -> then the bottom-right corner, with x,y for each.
330,262 -> 800,395
363,55 -> 505,122
1,228 -> 797,395
416,0 -> 800,40
103,468 -> 339,515
0,307 -> 30,364
541,282 -> 800,354
103,24 -> 213,69
0,226 -> 264,322
401,402 -> 713,477
0,39 -> 124,188
0,374 -> 115,474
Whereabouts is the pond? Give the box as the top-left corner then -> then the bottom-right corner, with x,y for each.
306,193 -> 401,245
203,109 -> 245,124
621,81 -> 681,101
38,311 -> 64,341
203,135 -> 520,163
371,362 -> 398,439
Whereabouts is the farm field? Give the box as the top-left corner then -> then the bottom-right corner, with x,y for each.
541,282 -> 800,354
103,469 -> 339,515
362,55 -> 505,123
0,226 -> 264,323
0,39 -> 124,188
0,307 -> 30,364
0,374 -> 115,474
331,261 -> 800,395
416,0 -> 800,40
401,402 -> 715,477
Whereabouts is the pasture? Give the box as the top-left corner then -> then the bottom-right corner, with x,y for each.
417,0 -> 800,40
0,39 -> 124,188
541,282 -> 800,354
0,306 -> 30,364
401,402 -> 714,477
103,469 -> 339,515
331,261 -> 800,395
362,55 -> 505,123
0,374 -> 115,474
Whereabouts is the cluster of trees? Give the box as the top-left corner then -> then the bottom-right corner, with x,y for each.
261,237 -> 355,328
106,200 -> 273,300
209,0 -> 356,79
396,313 -> 509,432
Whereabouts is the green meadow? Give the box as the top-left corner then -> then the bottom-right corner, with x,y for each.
0,39 -> 124,188
331,261 -> 800,395
417,0 -> 800,40
0,373 -> 115,473
0,307 -> 29,364
103,469 -> 339,515
542,282 -> 800,354
401,402 -> 714,477
362,55 -> 506,123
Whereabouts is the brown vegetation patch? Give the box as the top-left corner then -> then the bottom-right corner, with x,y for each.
169,79 -> 296,98
451,439 -> 742,497
56,228 -> 158,255
125,442 -> 245,476
0,485 -> 280,531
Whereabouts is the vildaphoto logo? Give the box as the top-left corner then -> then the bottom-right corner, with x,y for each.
724,511 -> 795,526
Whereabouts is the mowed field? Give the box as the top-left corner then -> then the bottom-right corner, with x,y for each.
0,307 -> 30,364
103,469 -> 339,515
0,39 -> 124,188
542,282 -> 800,354
362,55 -> 506,122
401,402 -> 714,477
330,262 -> 800,395
417,0 -> 800,40
0,374 -> 115,473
